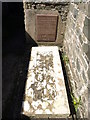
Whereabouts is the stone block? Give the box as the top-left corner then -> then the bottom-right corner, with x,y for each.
79,35 -> 83,45
83,25 -> 90,41
76,58 -> 81,73
83,44 -> 90,60
87,65 -> 90,80
84,54 -> 90,65
83,43 -> 89,53
73,8 -> 78,20
88,4 -> 90,17
84,17 -> 90,26
82,70 -> 88,84
55,5 -> 61,11
76,27 -> 81,38
83,17 -> 90,41
80,55 -> 88,70
36,4 -> 43,9
72,19 -> 75,30
69,3 -> 74,13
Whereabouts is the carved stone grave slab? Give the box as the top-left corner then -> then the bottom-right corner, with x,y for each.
22,46 -> 70,118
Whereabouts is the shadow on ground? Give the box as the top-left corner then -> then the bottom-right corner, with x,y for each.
2,2 -> 37,120
59,51 -> 76,120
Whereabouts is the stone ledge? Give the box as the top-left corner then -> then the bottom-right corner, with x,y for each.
23,0 -> 70,4
23,0 -> 89,3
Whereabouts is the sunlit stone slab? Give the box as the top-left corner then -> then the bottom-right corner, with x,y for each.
22,46 -> 70,118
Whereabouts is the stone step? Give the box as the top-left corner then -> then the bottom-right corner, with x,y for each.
22,46 -> 70,118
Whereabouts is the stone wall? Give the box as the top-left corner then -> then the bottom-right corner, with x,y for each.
23,2 -> 69,22
23,1 -> 69,46
64,2 -> 90,119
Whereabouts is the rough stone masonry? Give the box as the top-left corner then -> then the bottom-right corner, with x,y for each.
64,2 -> 90,119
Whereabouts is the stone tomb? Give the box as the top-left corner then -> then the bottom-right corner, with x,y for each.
24,9 -> 63,46
22,46 -> 70,118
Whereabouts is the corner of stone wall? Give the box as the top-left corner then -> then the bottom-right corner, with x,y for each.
64,2 -> 90,119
